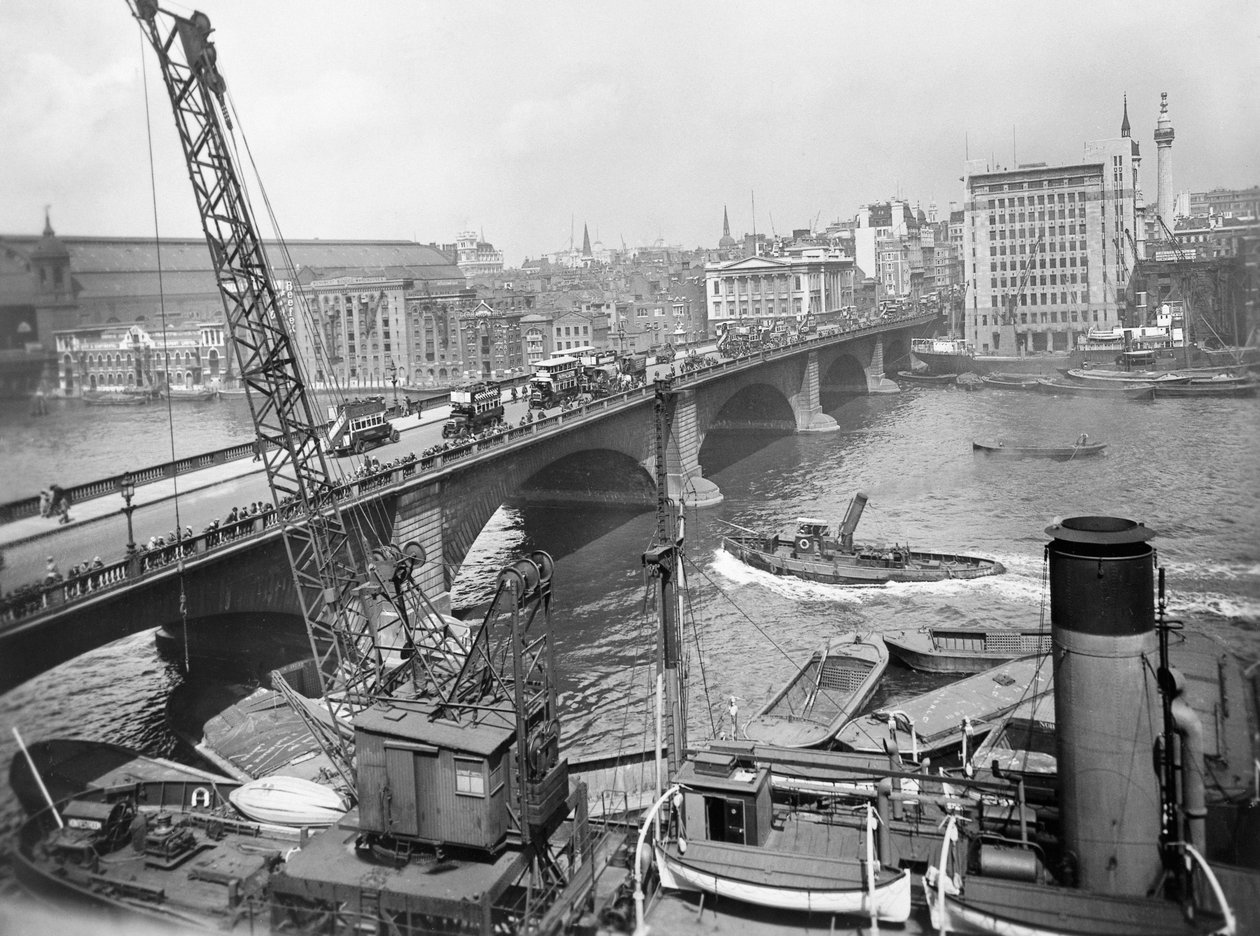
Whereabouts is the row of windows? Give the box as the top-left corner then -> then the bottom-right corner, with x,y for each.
985,293 -> 1100,311
713,276 -> 807,295
991,272 -> 1080,289
553,325 -> 591,337
978,308 -> 1106,325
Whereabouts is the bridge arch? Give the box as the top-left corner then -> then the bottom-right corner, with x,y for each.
707,383 -> 796,433
821,353 -> 870,393
515,448 -> 655,507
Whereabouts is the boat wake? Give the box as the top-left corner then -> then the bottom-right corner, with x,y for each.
878,570 -> 1045,607
1170,590 -> 1260,625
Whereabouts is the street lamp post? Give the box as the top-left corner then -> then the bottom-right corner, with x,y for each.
387,360 -> 399,409
119,472 -> 137,574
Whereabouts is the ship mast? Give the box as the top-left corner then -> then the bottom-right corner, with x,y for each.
644,377 -> 688,786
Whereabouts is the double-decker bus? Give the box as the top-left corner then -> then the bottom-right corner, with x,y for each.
325,396 -> 398,456
528,355 -> 581,409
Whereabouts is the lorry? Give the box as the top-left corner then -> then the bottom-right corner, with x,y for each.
442,381 -> 505,438
617,352 -> 647,381
325,396 -> 399,456
577,349 -> 619,397
528,355 -> 581,409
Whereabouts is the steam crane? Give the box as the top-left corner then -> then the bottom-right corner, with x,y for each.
130,2 -> 445,785
996,231 -> 1045,355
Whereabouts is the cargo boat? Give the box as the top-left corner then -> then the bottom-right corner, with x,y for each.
721,492 -> 1004,585
883,626 -> 1051,674
832,654 -> 1052,759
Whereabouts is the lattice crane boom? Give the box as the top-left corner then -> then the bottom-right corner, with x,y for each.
130,2 -> 372,779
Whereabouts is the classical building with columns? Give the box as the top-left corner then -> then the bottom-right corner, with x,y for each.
703,249 -> 858,336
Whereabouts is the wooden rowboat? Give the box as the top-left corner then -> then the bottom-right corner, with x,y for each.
972,439 -> 1108,460
743,634 -> 889,748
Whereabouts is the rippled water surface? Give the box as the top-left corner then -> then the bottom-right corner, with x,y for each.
2,384 -> 1258,887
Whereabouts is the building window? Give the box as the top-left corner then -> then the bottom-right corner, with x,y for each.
454,758 -> 485,797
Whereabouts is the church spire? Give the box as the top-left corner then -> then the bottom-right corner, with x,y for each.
581,222 -> 592,258
1120,93 -> 1131,138
718,205 -> 736,249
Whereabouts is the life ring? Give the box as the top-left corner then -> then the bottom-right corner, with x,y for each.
190,786 -> 212,809
796,536 -> 812,551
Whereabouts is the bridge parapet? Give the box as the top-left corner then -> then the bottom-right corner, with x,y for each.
0,311 -> 938,646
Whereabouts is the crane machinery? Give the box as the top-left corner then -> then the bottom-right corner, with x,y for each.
130,1 -> 457,788
130,9 -> 606,930
996,231 -> 1045,355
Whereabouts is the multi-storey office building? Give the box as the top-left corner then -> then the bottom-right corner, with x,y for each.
962,128 -> 1142,354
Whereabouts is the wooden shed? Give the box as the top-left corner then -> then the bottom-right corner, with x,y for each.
355,702 -> 515,853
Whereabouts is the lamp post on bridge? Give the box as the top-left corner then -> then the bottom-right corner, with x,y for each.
119,472 -> 138,576
387,360 -> 400,409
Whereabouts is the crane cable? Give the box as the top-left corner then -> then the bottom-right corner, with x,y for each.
139,29 -> 191,673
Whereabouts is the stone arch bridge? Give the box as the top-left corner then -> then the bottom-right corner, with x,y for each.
0,315 -> 931,692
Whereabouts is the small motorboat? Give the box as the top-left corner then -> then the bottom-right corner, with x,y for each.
884,626 -> 1051,674
972,437 -> 1107,460
743,634 -> 889,748
227,775 -> 347,827
720,492 -> 1004,585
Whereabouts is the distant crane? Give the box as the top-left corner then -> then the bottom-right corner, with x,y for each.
996,231 -> 1045,354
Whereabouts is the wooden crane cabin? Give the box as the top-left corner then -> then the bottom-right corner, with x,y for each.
355,701 -> 517,853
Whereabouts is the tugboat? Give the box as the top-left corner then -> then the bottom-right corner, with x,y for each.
720,492 -> 1005,584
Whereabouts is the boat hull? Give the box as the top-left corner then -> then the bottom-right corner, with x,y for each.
912,349 -> 1070,377
926,875 -> 1231,936
721,535 -> 1004,585
656,841 -> 911,921
743,636 -> 889,747
972,440 -> 1108,460
228,775 -> 347,826
884,628 -> 1051,675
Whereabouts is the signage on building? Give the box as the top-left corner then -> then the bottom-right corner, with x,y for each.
1153,250 -> 1180,262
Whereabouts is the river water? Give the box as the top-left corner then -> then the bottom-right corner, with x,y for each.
1,384 -> 1258,894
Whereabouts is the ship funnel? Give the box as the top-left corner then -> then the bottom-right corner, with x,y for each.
1045,516 -> 1161,896
838,491 -> 869,551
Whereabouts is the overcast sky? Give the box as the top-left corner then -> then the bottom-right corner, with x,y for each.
2,1 -> 1257,265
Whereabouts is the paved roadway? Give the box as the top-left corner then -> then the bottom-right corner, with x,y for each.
0,353 -> 695,592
